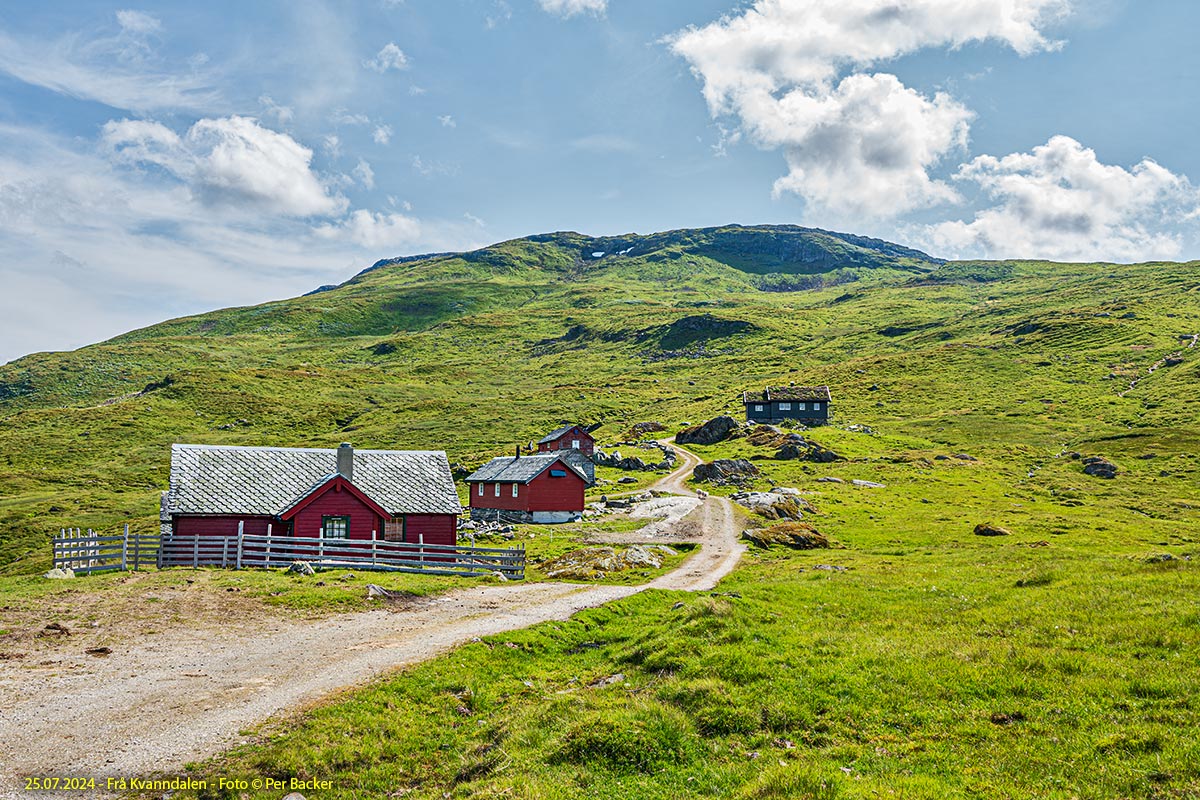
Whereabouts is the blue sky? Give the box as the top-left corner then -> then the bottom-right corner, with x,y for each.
1,0 -> 1198,363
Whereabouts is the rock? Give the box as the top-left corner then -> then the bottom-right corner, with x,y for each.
1144,553 -> 1176,563
620,545 -> 664,569
339,572 -> 357,581
606,499 -> 632,509
742,522 -> 830,550
770,487 -> 801,496
694,459 -> 760,485
813,564 -> 847,572
589,673 -> 626,688
816,476 -> 844,483
731,491 -> 811,520
617,476 -> 638,484
41,622 -> 70,636
1082,456 -> 1118,479
952,453 -> 978,461
628,421 -> 667,437
851,479 -> 886,488
283,793 -> 307,800
539,545 -> 666,579
490,570 -> 509,581
43,568 -> 74,579
1164,356 -> 1184,366
366,584 -> 391,598
460,521 -> 477,531
85,646 -> 112,656
774,444 -> 807,460
676,415 -> 742,445
974,523 -> 1012,537
286,561 -> 316,576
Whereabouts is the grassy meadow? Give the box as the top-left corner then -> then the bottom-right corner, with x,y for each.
0,226 -> 1198,797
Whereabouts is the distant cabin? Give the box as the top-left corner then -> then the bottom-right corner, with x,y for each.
743,386 -> 832,426
536,425 -> 595,456
161,443 -> 462,546
465,452 -> 588,524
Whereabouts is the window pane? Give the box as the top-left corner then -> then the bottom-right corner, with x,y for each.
512,483 -> 519,497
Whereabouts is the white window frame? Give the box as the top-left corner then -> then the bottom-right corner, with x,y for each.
798,402 -> 807,411
813,402 -> 822,411
494,483 -> 501,497
512,483 -> 519,498
754,404 -> 764,412
478,483 -> 484,497
778,402 -> 792,411
571,439 -> 580,449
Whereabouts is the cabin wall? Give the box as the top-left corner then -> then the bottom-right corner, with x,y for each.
745,401 -> 830,425
526,469 -> 586,512
402,514 -> 458,546
468,481 -> 531,512
292,484 -> 385,540
173,515 -> 279,537
537,427 -> 595,456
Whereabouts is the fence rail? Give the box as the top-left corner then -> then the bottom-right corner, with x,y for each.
56,524 -> 524,579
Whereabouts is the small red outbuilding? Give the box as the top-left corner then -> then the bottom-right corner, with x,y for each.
465,452 -> 588,524
162,443 -> 462,545
536,424 -> 595,456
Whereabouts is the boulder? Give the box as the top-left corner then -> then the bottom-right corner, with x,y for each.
816,476 -> 845,484
974,523 -> 1012,537
617,476 -> 638,484
731,490 -> 811,521
775,442 -> 843,462
539,545 -> 666,579
366,584 -> 391,598
693,459 -> 760,485
852,479 -> 886,488
677,415 -> 742,445
1082,456 -> 1118,479
43,568 -> 74,579
286,561 -> 316,576
742,522 -> 830,550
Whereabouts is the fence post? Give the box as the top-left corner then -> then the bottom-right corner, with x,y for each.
419,533 -> 425,569
371,535 -> 377,568
318,536 -> 324,565
265,523 -> 272,568
121,524 -> 129,572
132,528 -> 140,572
236,521 -> 244,570
157,532 -> 164,569
222,537 -> 229,568
192,535 -> 199,569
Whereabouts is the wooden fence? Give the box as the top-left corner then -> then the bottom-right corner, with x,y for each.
56,524 -> 524,579
53,526 -> 160,574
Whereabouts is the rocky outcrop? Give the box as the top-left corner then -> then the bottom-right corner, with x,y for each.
1082,456 -> 1117,479
775,441 -> 843,462
742,522 -> 830,550
627,421 -> 667,438
731,489 -> 813,520
677,416 -> 741,445
974,523 -> 1011,537
693,459 -> 760,485
538,545 -> 678,580
593,442 -> 676,471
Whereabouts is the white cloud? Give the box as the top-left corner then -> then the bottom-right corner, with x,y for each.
258,95 -> 294,125
924,136 -> 1199,262
353,158 -> 376,189
331,109 -> 371,126
365,42 -> 410,72
0,26 -> 220,112
438,115 -> 457,128
314,209 -> 421,249
486,1 -> 513,29
102,115 -> 347,217
115,9 -> 162,35
372,124 -> 393,144
464,211 -> 486,227
323,134 -> 342,158
538,0 -> 607,18
668,0 -> 1068,218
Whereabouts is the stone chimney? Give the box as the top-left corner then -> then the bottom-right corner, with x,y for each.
337,442 -> 354,482
514,445 -> 521,460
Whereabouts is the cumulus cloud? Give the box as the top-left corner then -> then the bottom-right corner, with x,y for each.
668,0 -> 1068,217
372,124 -> 393,144
365,42 -> 409,72
314,209 -> 421,248
438,115 -> 456,128
924,136 -> 1199,262
102,115 -> 346,217
538,0 -> 607,18
352,158 -> 375,189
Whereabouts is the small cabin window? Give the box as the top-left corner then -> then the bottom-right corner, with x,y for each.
778,402 -> 792,411
477,483 -> 484,496
322,515 -> 349,541
494,483 -> 501,497
813,402 -> 822,411
754,404 -> 764,412
798,402 -> 807,411
550,469 -> 567,477
512,483 -> 519,497
571,439 -> 580,449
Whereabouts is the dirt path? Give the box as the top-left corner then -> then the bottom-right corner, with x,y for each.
0,443 -> 740,797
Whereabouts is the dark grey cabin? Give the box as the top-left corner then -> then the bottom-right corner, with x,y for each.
743,386 -> 831,425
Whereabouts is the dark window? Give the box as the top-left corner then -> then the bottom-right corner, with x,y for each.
322,515 -> 350,541
550,469 -> 567,477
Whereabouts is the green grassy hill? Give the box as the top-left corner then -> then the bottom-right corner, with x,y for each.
3,223 -> 1200,797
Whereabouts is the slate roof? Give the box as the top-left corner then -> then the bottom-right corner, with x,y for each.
465,452 -> 589,484
743,385 -> 832,403
165,444 -> 462,517
537,425 -> 591,445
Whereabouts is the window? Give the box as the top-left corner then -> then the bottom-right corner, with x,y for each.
813,402 -> 822,411
477,483 -> 484,496
798,402 -> 807,411
754,404 -> 764,412
571,439 -> 580,449
494,483 -> 501,497
322,515 -> 349,541
512,483 -> 519,497
550,469 -> 567,477
778,402 -> 792,411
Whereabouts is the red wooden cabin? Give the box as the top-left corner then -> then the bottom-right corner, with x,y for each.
465,452 -> 588,524
536,425 -> 595,456
162,443 -> 461,545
